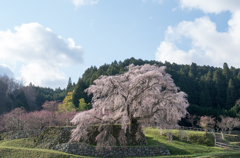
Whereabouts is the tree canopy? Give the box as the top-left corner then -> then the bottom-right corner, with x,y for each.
70,64 -> 189,148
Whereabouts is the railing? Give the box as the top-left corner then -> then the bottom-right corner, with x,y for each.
216,142 -> 240,150
143,125 -> 208,132
211,130 -> 216,145
142,124 -> 240,150
142,125 -> 233,134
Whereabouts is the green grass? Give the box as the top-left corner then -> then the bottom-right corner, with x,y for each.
1,127 -> 240,158
0,137 -> 36,148
215,132 -> 239,144
143,127 -> 225,155
0,146 -> 94,158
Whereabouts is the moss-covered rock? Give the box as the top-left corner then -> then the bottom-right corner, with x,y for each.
0,130 -> 43,141
35,126 -> 75,149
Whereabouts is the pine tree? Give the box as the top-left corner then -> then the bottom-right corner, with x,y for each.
72,78 -> 88,108
206,70 -> 214,106
213,69 -> 227,108
199,84 -> 212,107
190,62 -> 197,78
89,73 -> 97,85
236,71 -> 240,97
223,63 -> 232,83
226,79 -> 237,110
16,91 -> 29,111
67,77 -> 73,93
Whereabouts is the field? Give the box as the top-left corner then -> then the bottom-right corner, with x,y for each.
1,127 -> 240,158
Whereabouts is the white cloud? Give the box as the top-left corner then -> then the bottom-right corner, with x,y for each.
72,0 -> 99,7
0,23 -> 84,88
0,23 -> 83,66
20,61 -> 67,88
0,64 -> 14,78
179,0 -> 240,14
156,1 -> 240,67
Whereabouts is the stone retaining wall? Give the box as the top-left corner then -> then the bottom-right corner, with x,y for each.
53,143 -> 170,157
1,126 -> 171,157
0,129 -> 43,141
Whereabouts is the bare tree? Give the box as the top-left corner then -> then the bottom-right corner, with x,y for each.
218,116 -> 240,134
198,116 -> 215,133
186,114 -> 198,128
0,75 -> 24,114
70,64 -> 189,149
21,86 -> 37,111
2,108 -> 27,131
0,75 -> 24,95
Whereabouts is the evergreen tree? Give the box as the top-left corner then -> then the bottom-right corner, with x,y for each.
89,73 -> 97,85
16,91 -> 29,111
72,78 -> 89,108
206,70 -> 214,104
199,83 -> 212,107
223,62 -> 232,83
213,69 -> 227,108
190,62 -> 197,78
75,58 -> 240,118
236,71 -> 240,96
226,79 -> 237,110
67,77 -> 73,92
206,70 -> 213,83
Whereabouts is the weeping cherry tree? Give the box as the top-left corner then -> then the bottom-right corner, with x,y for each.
70,64 -> 189,148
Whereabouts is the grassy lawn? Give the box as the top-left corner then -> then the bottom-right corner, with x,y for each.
1,127 -> 240,158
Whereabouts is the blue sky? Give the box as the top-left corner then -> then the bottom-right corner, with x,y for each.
0,0 -> 239,89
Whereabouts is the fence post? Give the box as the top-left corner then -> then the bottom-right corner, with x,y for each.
221,131 -> 224,140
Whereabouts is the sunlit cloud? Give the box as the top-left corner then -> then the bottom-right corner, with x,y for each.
0,23 -> 84,88
156,0 -> 240,67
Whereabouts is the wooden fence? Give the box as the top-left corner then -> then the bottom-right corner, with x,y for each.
216,142 -> 240,150
142,125 -> 236,134
142,124 -> 240,150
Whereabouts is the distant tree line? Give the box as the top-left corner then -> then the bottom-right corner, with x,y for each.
1,57 -> 240,122
71,57 -> 240,120
0,75 -> 68,114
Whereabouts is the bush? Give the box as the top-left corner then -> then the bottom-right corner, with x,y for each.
203,139 -> 212,146
144,127 -> 215,146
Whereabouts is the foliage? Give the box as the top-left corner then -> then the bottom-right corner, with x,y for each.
77,98 -> 92,111
2,57 -> 240,120
198,116 -> 215,133
0,105 -> 77,133
70,64 -> 189,149
35,86 -> 66,110
178,130 -> 189,142
185,114 -> 198,127
42,101 -> 60,112
217,116 -> 240,134
16,91 -> 29,111
72,78 -> 90,108
78,58 -> 240,119
57,91 -> 76,113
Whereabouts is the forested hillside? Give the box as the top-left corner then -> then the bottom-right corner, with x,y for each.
0,77 -> 70,114
1,57 -> 240,119
72,57 -> 240,119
